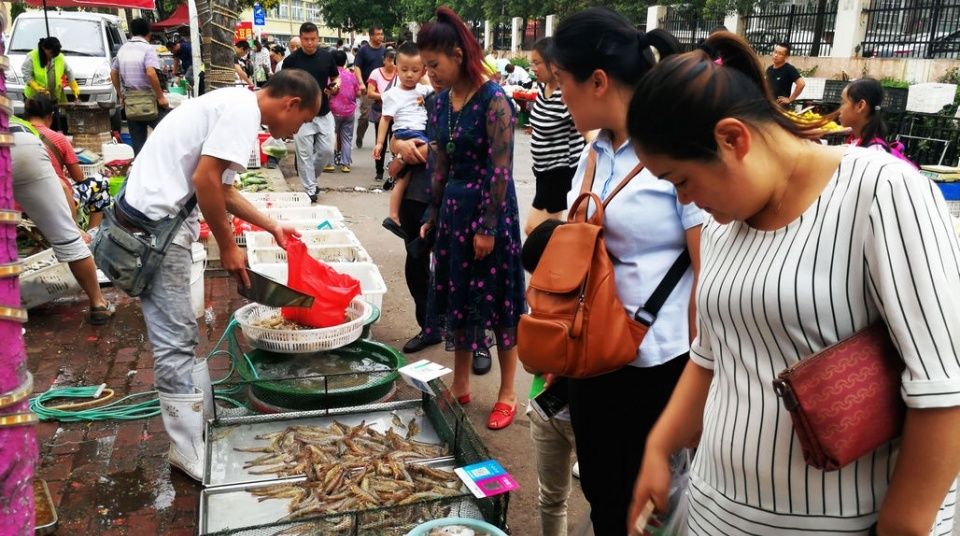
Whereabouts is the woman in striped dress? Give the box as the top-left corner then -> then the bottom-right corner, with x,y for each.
524,37 -> 585,235
626,33 -> 960,535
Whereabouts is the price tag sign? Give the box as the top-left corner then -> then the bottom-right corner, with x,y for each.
398,359 -> 451,395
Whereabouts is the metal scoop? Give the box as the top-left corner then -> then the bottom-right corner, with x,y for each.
239,270 -> 315,308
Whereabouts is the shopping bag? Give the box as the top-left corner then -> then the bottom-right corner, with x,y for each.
281,238 -> 361,328
262,136 -> 288,159
634,449 -> 692,536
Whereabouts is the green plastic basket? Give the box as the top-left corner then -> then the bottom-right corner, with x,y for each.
236,339 -> 404,410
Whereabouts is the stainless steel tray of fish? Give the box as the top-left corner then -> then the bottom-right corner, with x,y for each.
198,458 -> 477,535
204,399 -> 446,487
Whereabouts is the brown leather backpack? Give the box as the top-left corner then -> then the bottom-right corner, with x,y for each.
517,150 -> 691,378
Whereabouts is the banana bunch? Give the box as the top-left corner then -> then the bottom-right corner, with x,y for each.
785,110 -> 846,132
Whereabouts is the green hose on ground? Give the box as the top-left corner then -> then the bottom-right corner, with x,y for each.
30,318 -> 246,422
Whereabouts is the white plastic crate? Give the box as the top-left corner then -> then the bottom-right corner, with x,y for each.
247,244 -> 372,265
247,147 -> 261,169
79,162 -> 103,178
244,229 -> 360,250
237,220 -> 347,245
250,262 -> 387,310
239,191 -> 312,207
261,206 -> 345,222
19,249 -> 82,309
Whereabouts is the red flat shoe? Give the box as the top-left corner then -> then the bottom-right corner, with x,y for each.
456,393 -> 471,405
487,402 -> 517,430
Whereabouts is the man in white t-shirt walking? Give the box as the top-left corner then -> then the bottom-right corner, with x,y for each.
117,69 -> 321,480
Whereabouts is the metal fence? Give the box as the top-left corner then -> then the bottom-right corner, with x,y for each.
660,6 -> 728,51
468,20 -> 485,48
742,0 -> 838,57
861,0 -> 960,59
887,111 -> 960,166
521,18 -> 547,50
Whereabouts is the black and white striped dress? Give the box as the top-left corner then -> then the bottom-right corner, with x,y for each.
529,84 -> 584,173
688,147 -> 959,535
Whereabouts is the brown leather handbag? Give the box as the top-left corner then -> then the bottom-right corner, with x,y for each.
773,323 -> 906,471
517,151 -> 692,378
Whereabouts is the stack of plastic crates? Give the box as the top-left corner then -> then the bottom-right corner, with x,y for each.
239,192 -> 312,209
883,87 -> 908,113
820,79 -> 849,105
201,323 -> 508,534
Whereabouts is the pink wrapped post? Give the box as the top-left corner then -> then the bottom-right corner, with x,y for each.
0,27 -> 36,535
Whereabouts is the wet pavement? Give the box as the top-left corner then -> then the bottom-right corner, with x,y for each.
24,127 -> 594,535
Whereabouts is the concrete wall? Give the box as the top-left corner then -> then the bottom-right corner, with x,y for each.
784,56 -> 960,84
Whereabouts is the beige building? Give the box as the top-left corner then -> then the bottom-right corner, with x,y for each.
239,2 -> 345,46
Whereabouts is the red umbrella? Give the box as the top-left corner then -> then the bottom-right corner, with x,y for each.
25,0 -> 157,35
152,2 -> 188,30
25,0 -> 155,8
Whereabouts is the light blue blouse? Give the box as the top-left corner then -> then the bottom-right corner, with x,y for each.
567,132 -> 706,368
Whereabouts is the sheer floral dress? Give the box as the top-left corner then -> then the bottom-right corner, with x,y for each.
424,80 -> 526,352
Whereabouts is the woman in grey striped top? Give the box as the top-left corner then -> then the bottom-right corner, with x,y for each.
524,37 -> 585,235
625,33 -> 960,535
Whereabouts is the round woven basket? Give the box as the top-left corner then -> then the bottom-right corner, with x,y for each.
234,298 -> 369,353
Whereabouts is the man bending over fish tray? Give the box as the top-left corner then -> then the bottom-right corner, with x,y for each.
92,69 -> 321,481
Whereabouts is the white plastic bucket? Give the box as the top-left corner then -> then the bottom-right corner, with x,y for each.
190,242 -> 207,318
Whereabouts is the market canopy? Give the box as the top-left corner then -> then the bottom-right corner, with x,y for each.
152,3 -> 188,30
25,0 -> 155,10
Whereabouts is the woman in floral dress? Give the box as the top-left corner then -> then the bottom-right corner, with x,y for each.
417,7 -> 525,430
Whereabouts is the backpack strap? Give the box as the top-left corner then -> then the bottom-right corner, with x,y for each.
634,249 -> 692,326
579,148 -> 644,207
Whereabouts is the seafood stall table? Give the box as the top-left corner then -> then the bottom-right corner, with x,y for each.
199,383 -> 508,535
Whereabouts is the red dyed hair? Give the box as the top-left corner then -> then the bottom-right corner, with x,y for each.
416,7 -> 486,89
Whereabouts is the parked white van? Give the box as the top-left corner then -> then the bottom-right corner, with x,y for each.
5,11 -> 125,126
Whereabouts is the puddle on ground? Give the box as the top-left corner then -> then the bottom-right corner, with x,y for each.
96,468 -> 156,515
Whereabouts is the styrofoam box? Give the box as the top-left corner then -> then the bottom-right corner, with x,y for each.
906,83 -> 958,114
250,262 -> 387,310
19,249 -> 82,309
261,206 -> 345,222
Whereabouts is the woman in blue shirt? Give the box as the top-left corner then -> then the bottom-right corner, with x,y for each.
550,9 -> 704,534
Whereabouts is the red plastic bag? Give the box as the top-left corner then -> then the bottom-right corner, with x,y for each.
281,238 -> 361,328
233,216 -> 265,237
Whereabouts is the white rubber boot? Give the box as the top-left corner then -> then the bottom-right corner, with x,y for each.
191,359 -> 214,419
158,391 -> 205,482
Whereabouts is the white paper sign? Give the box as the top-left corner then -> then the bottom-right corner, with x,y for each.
399,359 -> 452,395
796,77 -> 826,101
907,83 -> 958,114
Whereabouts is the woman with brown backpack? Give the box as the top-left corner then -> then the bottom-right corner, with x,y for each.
532,9 -> 705,534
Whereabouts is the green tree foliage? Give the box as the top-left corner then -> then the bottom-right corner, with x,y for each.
236,0 -> 281,10
10,1 -> 27,22
317,0 -> 403,34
